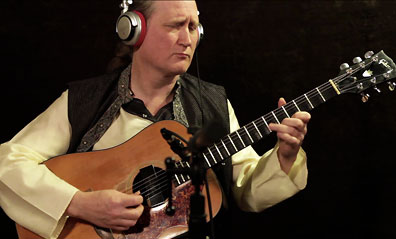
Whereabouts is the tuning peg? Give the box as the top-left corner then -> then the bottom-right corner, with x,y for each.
353,57 -> 362,64
340,63 -> 350,71
361,93 -> 370,103
383,72 -> 391,79
373,86 -> 381,93
364,51 -> 374,59
388,82 -> 396,91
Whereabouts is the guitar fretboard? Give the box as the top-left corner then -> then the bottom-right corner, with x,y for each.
200,80 -> 339,169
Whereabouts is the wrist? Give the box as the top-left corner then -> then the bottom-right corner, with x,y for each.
277,151 -> 297,175
65,191 -> 84,218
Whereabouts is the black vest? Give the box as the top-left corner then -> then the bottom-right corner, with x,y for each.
66,70 -> 234,238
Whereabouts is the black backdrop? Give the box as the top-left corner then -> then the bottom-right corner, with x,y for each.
1,1 -> 396,238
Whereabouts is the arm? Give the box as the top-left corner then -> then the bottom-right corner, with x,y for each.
0,91 -> 144,238
0,91 -> 79,238
230,99 -> 309,212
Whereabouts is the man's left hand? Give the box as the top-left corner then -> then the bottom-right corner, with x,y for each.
269,97 -> 311,174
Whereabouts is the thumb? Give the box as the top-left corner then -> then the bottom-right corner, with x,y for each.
121,192 -> 144,207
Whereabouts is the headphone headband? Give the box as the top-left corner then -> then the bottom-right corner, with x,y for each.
116,1 -> 204,47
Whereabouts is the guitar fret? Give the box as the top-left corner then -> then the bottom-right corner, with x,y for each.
181,161 -> 190,179
304,93 -> 314,109
203,153 -> 212,167
271,111 -> 280,124
261,116 -> 272,132
227,135 -> 238,152
293,100 -> 301,111
221,139 -> 231,156
207,147 -> 217,164
282,106 -> 290,118
243,126 -> 254,143
214,144 -> 224,160
316,87 -> 326,102
235,130 -> 246,148
180,173 -> 185,182
174,164 -> 185,183
252,121 -> 263,138
174,174 -> 181,185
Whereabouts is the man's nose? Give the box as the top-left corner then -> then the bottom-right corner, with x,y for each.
178,27 -> 192,47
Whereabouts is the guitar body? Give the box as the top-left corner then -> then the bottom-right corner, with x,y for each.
16,120 -> 223,239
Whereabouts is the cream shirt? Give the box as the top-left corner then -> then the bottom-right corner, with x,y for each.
0,90 -> 307,239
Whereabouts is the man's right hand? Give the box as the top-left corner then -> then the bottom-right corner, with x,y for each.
66,189 -> 144,231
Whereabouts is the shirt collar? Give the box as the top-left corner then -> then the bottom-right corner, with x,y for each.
118,63 -> 182,104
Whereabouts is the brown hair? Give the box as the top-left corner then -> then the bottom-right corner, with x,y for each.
106,0 -> 155,73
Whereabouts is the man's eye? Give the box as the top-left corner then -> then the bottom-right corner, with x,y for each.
189,25 -> 197,31
167,24 -> 180,29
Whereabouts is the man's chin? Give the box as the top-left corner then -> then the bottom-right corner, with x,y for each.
169,65 -> 190,76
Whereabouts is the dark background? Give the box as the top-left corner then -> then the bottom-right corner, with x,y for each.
1,0 -> 396,238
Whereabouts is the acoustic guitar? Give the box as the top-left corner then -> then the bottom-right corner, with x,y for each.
16,50 -> 396,239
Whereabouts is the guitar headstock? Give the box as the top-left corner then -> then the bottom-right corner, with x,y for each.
334,50 -> 396,102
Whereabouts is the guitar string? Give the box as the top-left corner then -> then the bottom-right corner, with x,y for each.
238,67 -> 381,146
137,64 -> 376,199
125,90 -> 315,196
122,69 -> 381,203
137,176 -> 169,198
122,58 -> 381,197
132,176 -> 184,203
119,61 -> 374,196
204,64 -> 371,165
119,170 -> 179,196
133,171 -> 182,195
120,170 -> 187,201
132,65 -> 372,200
129,161 -> 186,190
209,83 -> 331,157
204,61 -> 373,165
230,64 -> 369,137
123,159 -> 192,194
119,174 -> 168,200
201,62 -> 379,167
124,69 -> 354,192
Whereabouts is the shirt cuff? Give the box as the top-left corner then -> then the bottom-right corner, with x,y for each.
233,144 -> 308,212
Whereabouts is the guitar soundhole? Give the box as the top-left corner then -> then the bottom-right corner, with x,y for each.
133,165 -> 168,208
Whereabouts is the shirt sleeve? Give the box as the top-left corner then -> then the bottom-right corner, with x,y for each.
0,90 -> 79,239
229,100 -> 308,212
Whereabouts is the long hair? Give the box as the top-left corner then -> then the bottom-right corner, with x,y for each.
106,0 -> 155,73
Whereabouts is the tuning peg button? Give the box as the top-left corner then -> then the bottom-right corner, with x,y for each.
353,57 -> 362,64
388,82 -> 396,91
361,93 -> 370,103
364,51 -> 374,59
340,63 -> 350,71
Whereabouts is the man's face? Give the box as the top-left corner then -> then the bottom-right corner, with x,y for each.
135,0 -> 200,77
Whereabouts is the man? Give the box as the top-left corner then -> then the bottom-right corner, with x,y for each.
0,1 -> 310,238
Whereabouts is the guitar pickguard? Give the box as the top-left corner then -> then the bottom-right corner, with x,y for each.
95,181 -> 195,239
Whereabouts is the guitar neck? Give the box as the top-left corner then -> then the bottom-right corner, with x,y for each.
201,80 -> 339,169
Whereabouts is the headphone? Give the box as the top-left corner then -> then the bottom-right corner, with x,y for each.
116,0 -> 204,47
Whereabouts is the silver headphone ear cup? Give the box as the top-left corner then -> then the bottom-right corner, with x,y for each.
197,23 -> 204,46
116,11 -> 142,46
